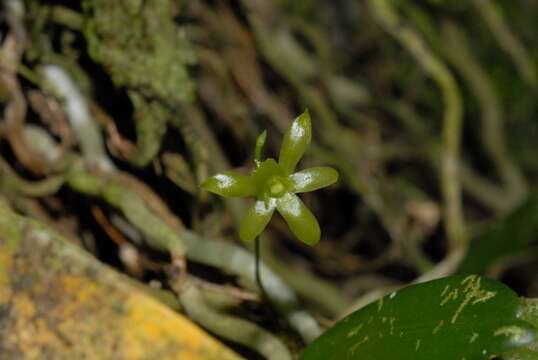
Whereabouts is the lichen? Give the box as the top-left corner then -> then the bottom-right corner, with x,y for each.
82,0 -> 196,166
494,326 -> 534,347
450,275 -> 497,324
0,201 -> 240,359
469,333 -> 479,344
83,0 -> 195,103
432,320 -> 444,335
347,323 -> 363,338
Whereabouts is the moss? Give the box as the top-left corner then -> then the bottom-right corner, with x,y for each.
82,0 -> 196,166
83,0 -> 195,103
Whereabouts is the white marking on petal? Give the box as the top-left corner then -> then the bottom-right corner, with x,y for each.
214,174 -> 235,188
284,194 -> 301,216
290,121 -> 305,141
291,172 -> 313,189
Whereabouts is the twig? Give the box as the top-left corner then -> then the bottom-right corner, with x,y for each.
177,278 -> 292,360
42,65 -> 115,172
368,0 -> 467,253
441,20 -> 527,210
472,0 -> 536,86
0,155 -> 65,197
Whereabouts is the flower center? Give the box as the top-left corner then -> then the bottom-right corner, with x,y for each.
270,182 -> 284,194
267,177 -> 287,198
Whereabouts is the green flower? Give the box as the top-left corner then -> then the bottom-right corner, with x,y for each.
201,110 -> 339,245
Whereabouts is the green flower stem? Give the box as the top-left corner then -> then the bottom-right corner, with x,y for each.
254,235 -> 268,300
183,230 -> 323,343
259,237 -> 352,317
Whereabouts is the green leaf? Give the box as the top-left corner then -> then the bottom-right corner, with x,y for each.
200,171 -> 255,197
503,347 -> 538,360
276,193 -> 320,245
239,199 -> 276,242
279,110 -> 312,175
458,194 -> 538,275
289,167 -> 339,193
300,275 -> 538,360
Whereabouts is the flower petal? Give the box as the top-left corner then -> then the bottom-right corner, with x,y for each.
289,167 -> 339,193
278,110 -> 312,175
254,130 -> 267,163
201,171 -> 255,197
239,199 -> 277,242
276,193 -> 320,245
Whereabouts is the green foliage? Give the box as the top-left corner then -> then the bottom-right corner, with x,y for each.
458,194 -> 538,275
201,111 -> 339,245
301,275 -> 538,360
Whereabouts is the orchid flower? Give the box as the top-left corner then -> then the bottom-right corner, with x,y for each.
201,110 -> 338,245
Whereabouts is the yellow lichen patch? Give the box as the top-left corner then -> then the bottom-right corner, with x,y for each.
377,296 -> 384,312
440,287 -> 459,306
0,279 -> 12,305
0,233 -> 17,296
349,335 -> 370,355
0,236 -> 17,304
432,320 -> 444,335
11,293 -> 37,318
0,204 -> 243,360
469,333 -> 479,343
451,275 -> 497,324
0,247 -> 12,289
122,292 -> 239,360
389,317 -> 396,335
347,323 -> 364,338
3,292 -> 70,358
494,326 -> 533,346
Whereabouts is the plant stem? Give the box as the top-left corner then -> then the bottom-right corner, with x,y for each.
255,235 -> 268,299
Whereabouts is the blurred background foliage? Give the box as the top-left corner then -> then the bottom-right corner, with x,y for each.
1,0 -> 538,358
